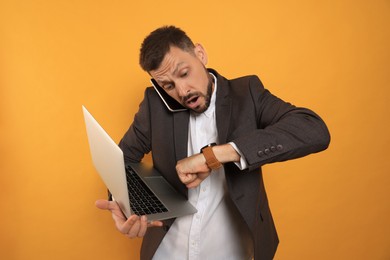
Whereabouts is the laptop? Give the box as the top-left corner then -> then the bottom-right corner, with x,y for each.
82,105 -> 197,221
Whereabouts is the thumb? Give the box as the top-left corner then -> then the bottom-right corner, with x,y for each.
95,199 -> 111,210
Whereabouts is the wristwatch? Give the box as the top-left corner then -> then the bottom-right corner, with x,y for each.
200,143 -> 222,170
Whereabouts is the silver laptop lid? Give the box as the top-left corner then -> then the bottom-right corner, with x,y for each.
82,106 -> 132,218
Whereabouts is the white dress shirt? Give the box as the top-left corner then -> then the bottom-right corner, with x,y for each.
153,74 -> 253,260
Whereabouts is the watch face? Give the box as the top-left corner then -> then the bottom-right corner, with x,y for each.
201,143 -> 217,153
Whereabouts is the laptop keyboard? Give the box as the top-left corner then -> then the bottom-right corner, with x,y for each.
126,166 -> 168,216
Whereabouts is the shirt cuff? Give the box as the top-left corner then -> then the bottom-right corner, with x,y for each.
228,142 -> 249,170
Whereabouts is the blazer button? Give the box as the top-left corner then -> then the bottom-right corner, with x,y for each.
270,146 -> 276,152
277,144 -> 283,151
264,148 -> 271,155
257,151 -> 264,157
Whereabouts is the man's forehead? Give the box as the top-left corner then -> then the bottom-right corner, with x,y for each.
151,61 -> 186,82
150,46 -> 196,80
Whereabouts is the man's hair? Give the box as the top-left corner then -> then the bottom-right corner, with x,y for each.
139,25 -> 195,72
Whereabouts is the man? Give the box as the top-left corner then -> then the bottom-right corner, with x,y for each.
96,25 -> 330,260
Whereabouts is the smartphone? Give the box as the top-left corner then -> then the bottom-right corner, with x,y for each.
150,78 -> 187,112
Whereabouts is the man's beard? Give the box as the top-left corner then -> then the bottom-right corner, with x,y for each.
183,75 -> 213,114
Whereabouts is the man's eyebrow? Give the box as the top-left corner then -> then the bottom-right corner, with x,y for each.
158,79 -> 172,85
155,62 -> 186,85
172,62 -> 185,76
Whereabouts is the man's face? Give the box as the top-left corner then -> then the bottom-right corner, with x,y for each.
149,45 -> 213,114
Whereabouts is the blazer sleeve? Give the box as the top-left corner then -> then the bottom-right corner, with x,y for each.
118,88 -> 152,163
232,76 -> 330,171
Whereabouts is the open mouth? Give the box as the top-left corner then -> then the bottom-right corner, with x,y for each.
186,96 -> 199,106
182,93 -> 201,109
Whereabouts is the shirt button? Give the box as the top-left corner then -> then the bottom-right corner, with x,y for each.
257,151 -> 264,157
270,146 -> 276,152
264,148 -> 270,155
277,144 -> 283,151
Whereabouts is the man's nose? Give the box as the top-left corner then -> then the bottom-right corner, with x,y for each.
176,81 -> 190,98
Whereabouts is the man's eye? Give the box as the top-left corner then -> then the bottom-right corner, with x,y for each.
181,72 -> 188,78
163,84 -> 173,90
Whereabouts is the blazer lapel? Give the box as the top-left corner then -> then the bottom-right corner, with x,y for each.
215,73 -> 232,144
173,111 -> 189,160
172,110 -> 190,197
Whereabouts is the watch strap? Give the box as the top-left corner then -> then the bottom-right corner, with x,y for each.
201,145 -> 222,170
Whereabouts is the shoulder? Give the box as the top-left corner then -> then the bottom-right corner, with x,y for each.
145,86 -> 158,97
143,86 -> 164,105
210,68 -> 263,90
229,75 -> 263,88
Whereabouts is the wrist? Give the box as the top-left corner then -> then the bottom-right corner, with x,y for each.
201,143 -> 222,170
200,143 -> 241,170
213,143 -> 240,163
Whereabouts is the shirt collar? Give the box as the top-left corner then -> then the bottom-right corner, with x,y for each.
203,73 -> 217,118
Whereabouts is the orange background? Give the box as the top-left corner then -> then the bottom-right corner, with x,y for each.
1,0 -> 389,259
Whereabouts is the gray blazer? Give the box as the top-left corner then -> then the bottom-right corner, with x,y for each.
119,69 -> 330,260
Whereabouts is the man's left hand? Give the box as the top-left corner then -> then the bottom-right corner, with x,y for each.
176,153 -> 210,188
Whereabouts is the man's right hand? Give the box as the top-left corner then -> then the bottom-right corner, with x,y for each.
95,199 -> 163,238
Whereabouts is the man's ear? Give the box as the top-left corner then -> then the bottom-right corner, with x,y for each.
194,43 -> 208,65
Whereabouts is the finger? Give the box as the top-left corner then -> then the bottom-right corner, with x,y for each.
186,179 -> 202,189
147,220 -> 164,228
95,199 -> 110,210
96,200 -> 125,220
95,199 -> 121,211
120,215 -> 139,235
178,172 -> 197,185
127,217 -> 142,238
187,175 -> 209,188
137,216 -> 148,237
198,172 -> 210,180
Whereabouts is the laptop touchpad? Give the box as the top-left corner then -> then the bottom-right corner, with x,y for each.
145,177 -> 176,195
